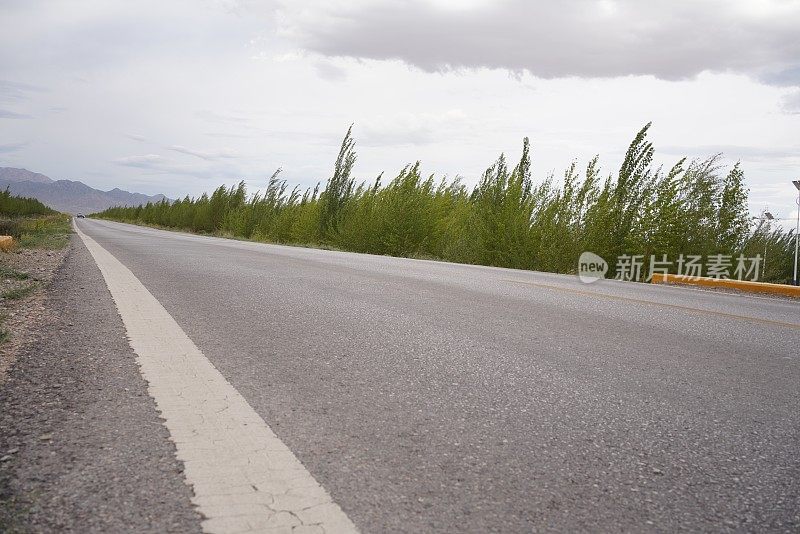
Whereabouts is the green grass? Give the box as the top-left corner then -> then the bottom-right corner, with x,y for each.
0,219 -> 21,239
0,200 -> 69,348
0,266 -> 28,280
15,214 -> 72,249
1,285 -> 36,301
0,311 -> 9,344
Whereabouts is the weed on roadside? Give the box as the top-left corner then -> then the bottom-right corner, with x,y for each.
0,220 -> 21,240
0,267 -> 28,281
0,312 -> 8,343
16,215 -> 71,250
1,286 -> 36,301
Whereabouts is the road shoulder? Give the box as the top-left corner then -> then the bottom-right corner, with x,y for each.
0,235 -> 202,533
0,240 -> 70,383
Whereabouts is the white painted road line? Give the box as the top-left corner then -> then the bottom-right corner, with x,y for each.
75,223 -> 359,534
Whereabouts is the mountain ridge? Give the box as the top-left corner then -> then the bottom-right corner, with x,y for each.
0,167 -> 167,214
0,167 -> 53,184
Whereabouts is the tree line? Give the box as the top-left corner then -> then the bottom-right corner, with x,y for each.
93,124 -> 797,284
0,188 -> 56,218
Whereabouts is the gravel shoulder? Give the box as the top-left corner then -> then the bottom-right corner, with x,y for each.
0,235 -> 202,533
0,247 -> 70,383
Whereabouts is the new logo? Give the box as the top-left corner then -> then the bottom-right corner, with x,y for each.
578,251 -> 608,284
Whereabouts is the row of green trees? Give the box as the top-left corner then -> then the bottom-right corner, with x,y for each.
0,188 -> 56,217
94,124 -> 798,284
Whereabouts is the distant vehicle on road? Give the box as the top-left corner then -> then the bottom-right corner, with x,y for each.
76,213 -> 85,218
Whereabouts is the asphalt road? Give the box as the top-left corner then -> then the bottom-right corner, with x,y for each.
73,218 -> 800,532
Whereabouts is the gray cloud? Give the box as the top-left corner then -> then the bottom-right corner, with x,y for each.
0,108 -> 32,119
0,141 -> 27,154
167,145 -> 238,161
196,110 -> 254,126
204,132 -> 261,139
277,0 -> 800,84
114,153 -> 243,180
115,154 -> 167,168
121,139 -> 239,163
204,129 -> 337,146
0,79 -> 43,103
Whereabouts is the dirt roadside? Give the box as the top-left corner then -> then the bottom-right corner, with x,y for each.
0,231 -> 71,384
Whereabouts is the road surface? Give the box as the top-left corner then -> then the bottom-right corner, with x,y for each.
5,218 -> 800,532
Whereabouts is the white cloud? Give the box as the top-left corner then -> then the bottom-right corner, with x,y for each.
781,89 -> 800,114
314,60 -> 347,81
660,144 -> 800,164
361,109 -> 470,146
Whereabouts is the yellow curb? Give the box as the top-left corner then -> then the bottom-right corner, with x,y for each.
651,273 -> 800,298
0,235 -> 14,252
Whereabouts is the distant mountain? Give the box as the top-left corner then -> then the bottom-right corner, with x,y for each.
0,167 -> 53,184
0,167 -> 167,214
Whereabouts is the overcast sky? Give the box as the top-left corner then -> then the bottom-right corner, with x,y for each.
1,0 -> 799,222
